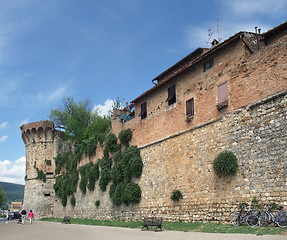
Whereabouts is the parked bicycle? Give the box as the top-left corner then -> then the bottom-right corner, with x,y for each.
231,204 -> 259,227
259,205 -> 287,228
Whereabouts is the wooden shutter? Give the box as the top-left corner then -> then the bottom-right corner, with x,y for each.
166,84 -> 176,105
217,82 -> 228,108
138,102 -> 147,119
186,98 -> 194,117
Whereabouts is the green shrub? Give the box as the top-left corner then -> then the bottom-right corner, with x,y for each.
118,129 -> 132,147
105,133 -> 120,153
95,200 -> 100,207
36,169 -> 46,182
171,190 -> 183,202
213,150 -> 238,175
70,195 -> 76,207
122,182 -> 141,205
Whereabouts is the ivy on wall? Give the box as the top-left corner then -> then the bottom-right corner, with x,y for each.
53,128 -> 143,207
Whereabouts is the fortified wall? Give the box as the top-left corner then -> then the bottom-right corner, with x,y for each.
21,91 -> 287,221
21,22 -> 287,222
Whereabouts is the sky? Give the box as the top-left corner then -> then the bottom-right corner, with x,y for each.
0,0 -> 286,185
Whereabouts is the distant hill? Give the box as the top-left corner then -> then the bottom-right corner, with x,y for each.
0,182 -> 24,203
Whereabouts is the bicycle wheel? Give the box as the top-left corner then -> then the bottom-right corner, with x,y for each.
246,214 -> 259,227
259,212 -> 270,227
231,213 -> 241,226
276,212 -> 287,228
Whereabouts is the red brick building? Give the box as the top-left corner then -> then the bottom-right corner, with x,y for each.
112,21 -> 287,148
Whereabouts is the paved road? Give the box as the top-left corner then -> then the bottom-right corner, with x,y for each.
1,220 -> 286,240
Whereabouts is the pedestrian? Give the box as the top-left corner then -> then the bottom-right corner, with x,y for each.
21,209 -> 27,225
28,210 -> 34,224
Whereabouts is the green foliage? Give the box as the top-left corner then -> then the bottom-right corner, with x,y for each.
122,182 -> 141,205
45,159 -> 52,166
95,200 -> 100,207
0,185 -> 6,208
105,133 -> 120,154
121,146 -> 143,181
99,157 -> 112,191
52,122 -> 142,207
118,129 -> 132,147
109,182 -> 141,206
0,182 -> 24,203
49,97 -> 110,144
36,169 -> 46,182
171,190 -> 183,202
213,150 -> 238,175
70,195 -> 76,207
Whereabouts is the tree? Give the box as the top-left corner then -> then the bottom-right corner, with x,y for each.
49,97 -> 111,143
0,185 -> 6,208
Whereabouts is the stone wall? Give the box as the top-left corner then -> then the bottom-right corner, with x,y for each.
50,90 -> 286,223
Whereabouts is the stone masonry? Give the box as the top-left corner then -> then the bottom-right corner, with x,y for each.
21,22 -> 287,222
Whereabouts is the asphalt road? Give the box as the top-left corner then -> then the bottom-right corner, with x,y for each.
1,220 -> 286,240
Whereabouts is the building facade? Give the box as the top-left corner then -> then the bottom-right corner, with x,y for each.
22,22 -> 287,221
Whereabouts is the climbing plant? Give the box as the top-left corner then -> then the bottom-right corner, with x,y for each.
170,190 -> 183,202
213,150 -> 238,176
52,123 -> 143,207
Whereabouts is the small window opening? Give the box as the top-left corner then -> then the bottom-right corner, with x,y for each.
203,59 -> 214,72
166,84 -> 176,105
44,193 -> 50,197
138,102 -> 147,119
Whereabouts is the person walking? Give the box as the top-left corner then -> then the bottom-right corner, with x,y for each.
28,210 -> 34,224
21,209 -> 27,225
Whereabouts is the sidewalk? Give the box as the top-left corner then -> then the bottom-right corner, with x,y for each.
1,220 -> 286,240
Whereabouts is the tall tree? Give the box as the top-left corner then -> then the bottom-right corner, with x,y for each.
49,97 -> 111,143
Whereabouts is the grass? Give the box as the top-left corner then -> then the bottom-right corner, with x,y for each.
41,218 -> 287,235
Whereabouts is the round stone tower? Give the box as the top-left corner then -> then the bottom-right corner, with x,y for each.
21,121 -> 57,219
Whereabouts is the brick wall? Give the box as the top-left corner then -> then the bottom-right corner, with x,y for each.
112,32 -> 287,148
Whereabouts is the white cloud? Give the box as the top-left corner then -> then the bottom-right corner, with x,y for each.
19,119 -> 29,127
223,0 -> 287,16
0,121 -> 8,129
0,156 -> 26,185
0,136 -> 8,142
93,99 -> 115,117
47,86 -> 67,102
36,86 -> 68,103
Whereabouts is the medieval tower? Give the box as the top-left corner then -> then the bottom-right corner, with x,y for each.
21,121 -> 58,218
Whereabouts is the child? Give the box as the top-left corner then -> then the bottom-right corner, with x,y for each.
28,210 -> 34,224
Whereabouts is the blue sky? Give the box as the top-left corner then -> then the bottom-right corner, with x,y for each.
0,0 -> 286,185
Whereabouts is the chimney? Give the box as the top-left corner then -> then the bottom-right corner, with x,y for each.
211,39 -> 219,48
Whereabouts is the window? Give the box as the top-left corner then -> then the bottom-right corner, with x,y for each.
166,84 -> 176,105
186,98 -> 194,117
217,82 -> 228,109
203,59 -> 214,72
138,101 -> 147,119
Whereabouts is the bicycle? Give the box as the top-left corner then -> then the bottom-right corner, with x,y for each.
259,205 -> 287,228
231,204 -> 259,227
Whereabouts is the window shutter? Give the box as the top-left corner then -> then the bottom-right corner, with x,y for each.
166,84 -> 176,105
217,82 -> 228,109
138,102 -> 147,119
186,98 -> 194,117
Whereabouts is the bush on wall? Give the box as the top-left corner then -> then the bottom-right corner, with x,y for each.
170,190 -> 183,202
213,150 -> 238,175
